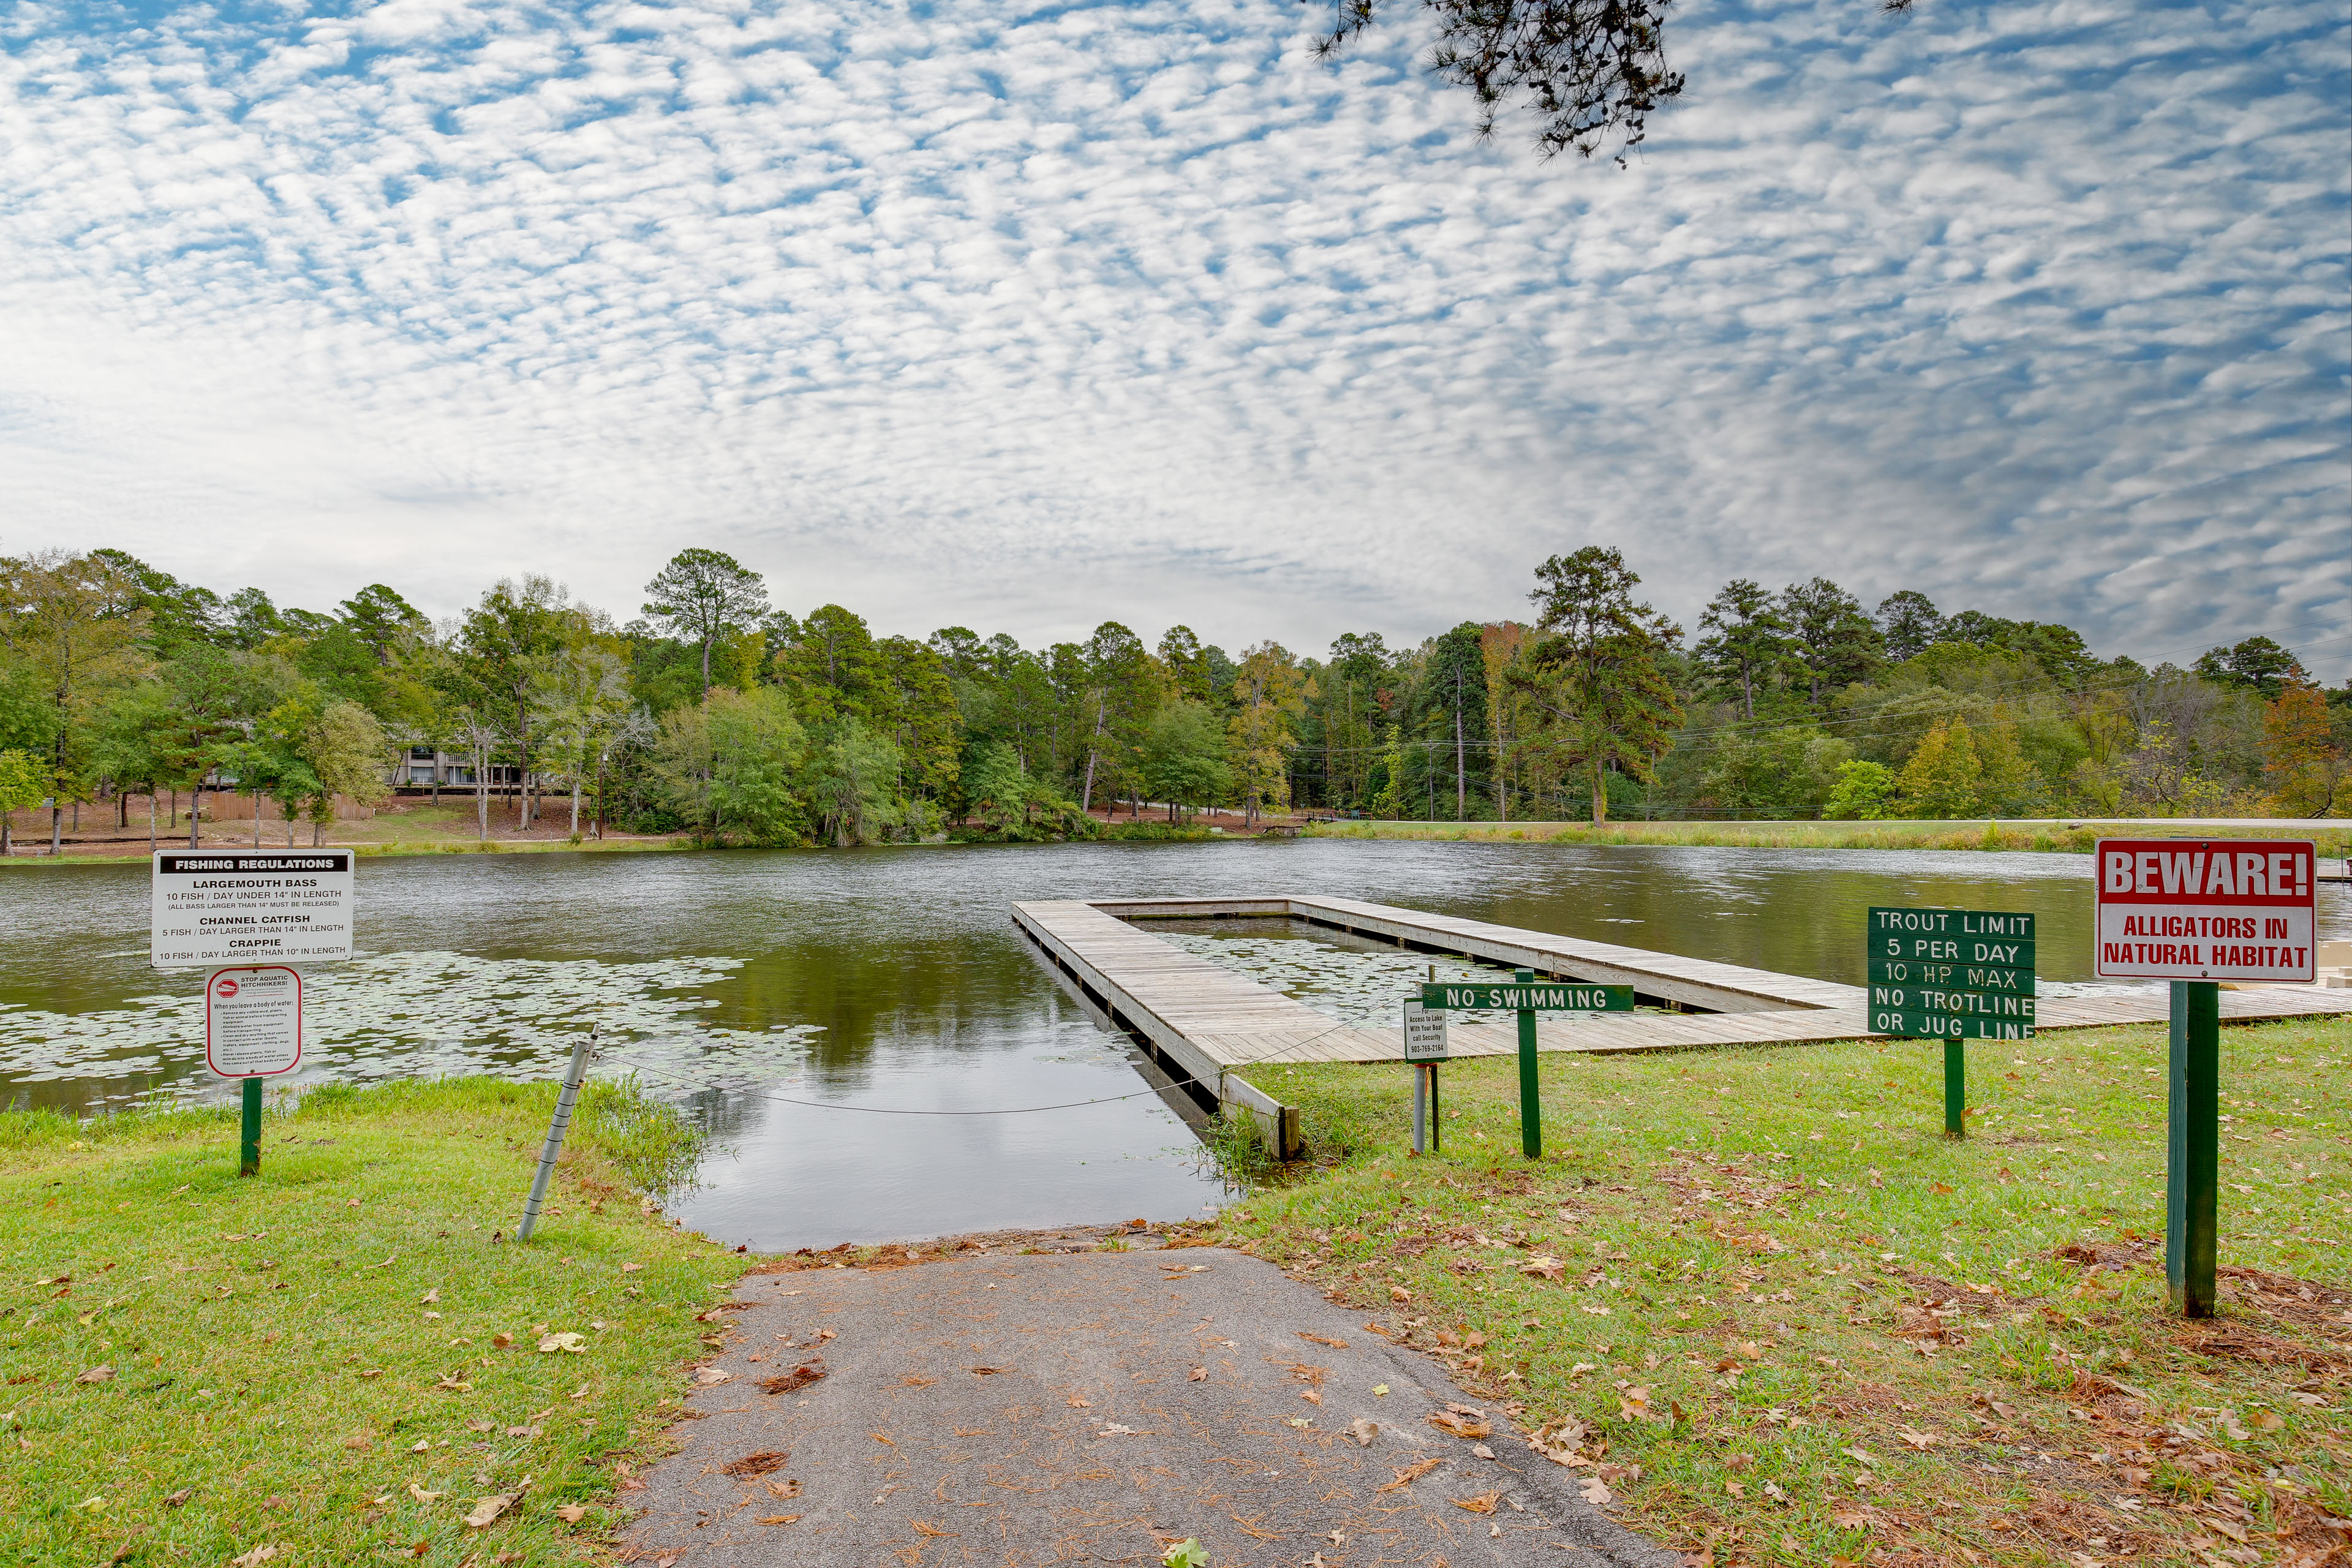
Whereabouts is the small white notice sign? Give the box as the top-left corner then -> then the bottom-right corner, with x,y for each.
1403,1000 -> 1449,1061
206,966 -> 303,1078
152,850 -> 353,969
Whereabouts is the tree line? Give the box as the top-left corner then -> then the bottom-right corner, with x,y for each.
1,545 -> 2344,851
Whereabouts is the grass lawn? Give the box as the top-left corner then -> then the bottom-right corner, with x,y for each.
1,1080 -> 744,1567
1199,1015 -> 2352,1567
1303,820 -> 2352,857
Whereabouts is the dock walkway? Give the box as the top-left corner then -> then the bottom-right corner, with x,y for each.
1011,897 -> 2352,1076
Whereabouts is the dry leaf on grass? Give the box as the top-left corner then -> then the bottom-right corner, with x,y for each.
538,1333 -> 587,1355
228,1547 -> 278,1567
720,1451 -> 788,1479
75,1366 -> 113,1385
554,1504 -> 587,1523
1452,1491 -> 1502,1515
1896,1426 -> 1937,1451
463,1493 -> 521,1529
407,1485 -> 443,1504
1578,1476 -> 1612,1507
1518,1256 -> 1566,1281
1378,1458 -> 1443,1493
1390,1286 -> 1411,1303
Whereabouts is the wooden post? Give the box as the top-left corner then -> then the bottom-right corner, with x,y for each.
2167,980 -> 2219,1317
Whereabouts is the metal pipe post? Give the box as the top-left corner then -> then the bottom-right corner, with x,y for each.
238,1077 -> 262,1177
2166,981 -> 2219,1317
518,1025 -> 598,1243
1412,1063 -> 1427,1155
1943,1040 -> 1966,1137
1515,967 -> 1540,1159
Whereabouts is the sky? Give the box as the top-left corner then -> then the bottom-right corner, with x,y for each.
2,0 -> 2346,676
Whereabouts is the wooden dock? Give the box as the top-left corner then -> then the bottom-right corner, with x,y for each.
1011,897 -> 2352,1076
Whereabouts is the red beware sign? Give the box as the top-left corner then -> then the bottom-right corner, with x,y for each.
2094,838 -> 2317,982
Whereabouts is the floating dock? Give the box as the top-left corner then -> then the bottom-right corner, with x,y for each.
1011,897 -> 2352,1092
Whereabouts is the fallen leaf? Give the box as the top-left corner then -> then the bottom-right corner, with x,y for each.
1724,1480 -> 1747,1498
1188,1366 -> 1207,1381
1300,1387 -> 1322,1406
1518,1256 -> 1566,1281
163,1488 -> 194,1508
554,1504 -> 587,1523
408,1485 -> 443,1504
1896,1426 -> 1937,1452
693,1368 -> 733,1387
420,1289 -> 439,1305
1373,1383 -> 1389,1396
1378,1458 -> 1443,1493
1067,1395 -> 1093,1408
1389,1285 -> 1411,1303
75,1366 -> 114,1385
1429,1412 -> 1491,1439
1832,1507 -> 1871,1530
1842,1447 -> 1880,1469
432,1376 -> 471,1392
1578,1476 -> 1612,1507
720,1450 -> 788,1478
1452,1490 -> 1502,1515
621,1262 -> 643,1273
759,1360 -> 827,1394
466,1419 -> 496,1433
464,1493 -> 520,1529
228,1548 -> 278,1567
538,1333 -> 587,1355
1472,1444 -> 1496,1460
766,1480 -> 801,1500
1349,1418 -> 1378,1446
871,1433 -> 895,1446
490,1333 -> 513,1349
755,1514 -> 802,1526
1099,1423 -> 1138,1436
1299,1332 -> 1348,1348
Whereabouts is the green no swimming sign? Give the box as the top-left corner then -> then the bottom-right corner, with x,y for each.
1419,981 -> 1635,1012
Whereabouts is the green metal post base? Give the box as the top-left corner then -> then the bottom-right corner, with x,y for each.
2167,980 -> 2219,1317
1516,968 -> 1540,1159
1944,1040 -> 1966,1138
238,1077 -> 262,1177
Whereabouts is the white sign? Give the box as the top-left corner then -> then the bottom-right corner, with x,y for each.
2094,837 -> 2317,982
1403,1000 -> 1449,1061
206,966 -> 303,1077
151,850 -> 354,969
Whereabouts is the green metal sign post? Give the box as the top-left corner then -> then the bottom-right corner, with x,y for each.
239,1077 -> 262,1177
1419,974 -> 1635,1159
1867,908 -> 2037,1139
2166,981 -> 2220,1316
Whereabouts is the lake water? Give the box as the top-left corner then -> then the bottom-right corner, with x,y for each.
4,841 -> 2343,1248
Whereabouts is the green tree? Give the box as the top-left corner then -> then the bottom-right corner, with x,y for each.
1140,701 -> 1231,823
1875,590 -> 1943,662
1896,718 -> 1982,817
1694,579 -> 1792,720
809,720 -> 903,846
531,644 -> 636,835
1227,643 -> 1311,826
872,637 -> 962,809
90,680 -> 178,845
774,605 -> 878,724
651,687 -> 805,843
1779,577 -> 1882,707
459,576 -> 578,831
1513,547 -> 1683,827
1823,759 -> 1898,820
963,742 -> 1037,833
1077,622 -> 1158,813
1700,728 -> 1851,818
2195,636 -> 2305,699
643,548 -> 769,697
0,747 -> 44,855
301,699 -> 392,845
0,549 -> 151,848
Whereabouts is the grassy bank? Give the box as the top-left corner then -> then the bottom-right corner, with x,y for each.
1,1079 -> 745,1566
1198,1016 -> 2351,1566
1305,818 -> 2352,856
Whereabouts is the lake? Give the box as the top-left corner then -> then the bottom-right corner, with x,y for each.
4,840 -> 2343,1248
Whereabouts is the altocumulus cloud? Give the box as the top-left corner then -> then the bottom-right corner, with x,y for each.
0,0 -> 2344,663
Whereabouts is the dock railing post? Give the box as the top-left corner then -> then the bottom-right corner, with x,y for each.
1515,967 -> 1540,1159
519,1023 -> 598,1244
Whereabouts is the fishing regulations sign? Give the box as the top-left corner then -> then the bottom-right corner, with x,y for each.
151,850 -> 354,969
2094,839 -> 2316,982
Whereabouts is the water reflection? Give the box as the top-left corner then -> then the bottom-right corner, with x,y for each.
2,841 -> 2342,1246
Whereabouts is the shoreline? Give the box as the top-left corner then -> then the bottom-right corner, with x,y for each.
6,813 -> 2346,866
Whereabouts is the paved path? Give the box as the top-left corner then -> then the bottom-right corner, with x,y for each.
626,1248 -> 1678,1567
